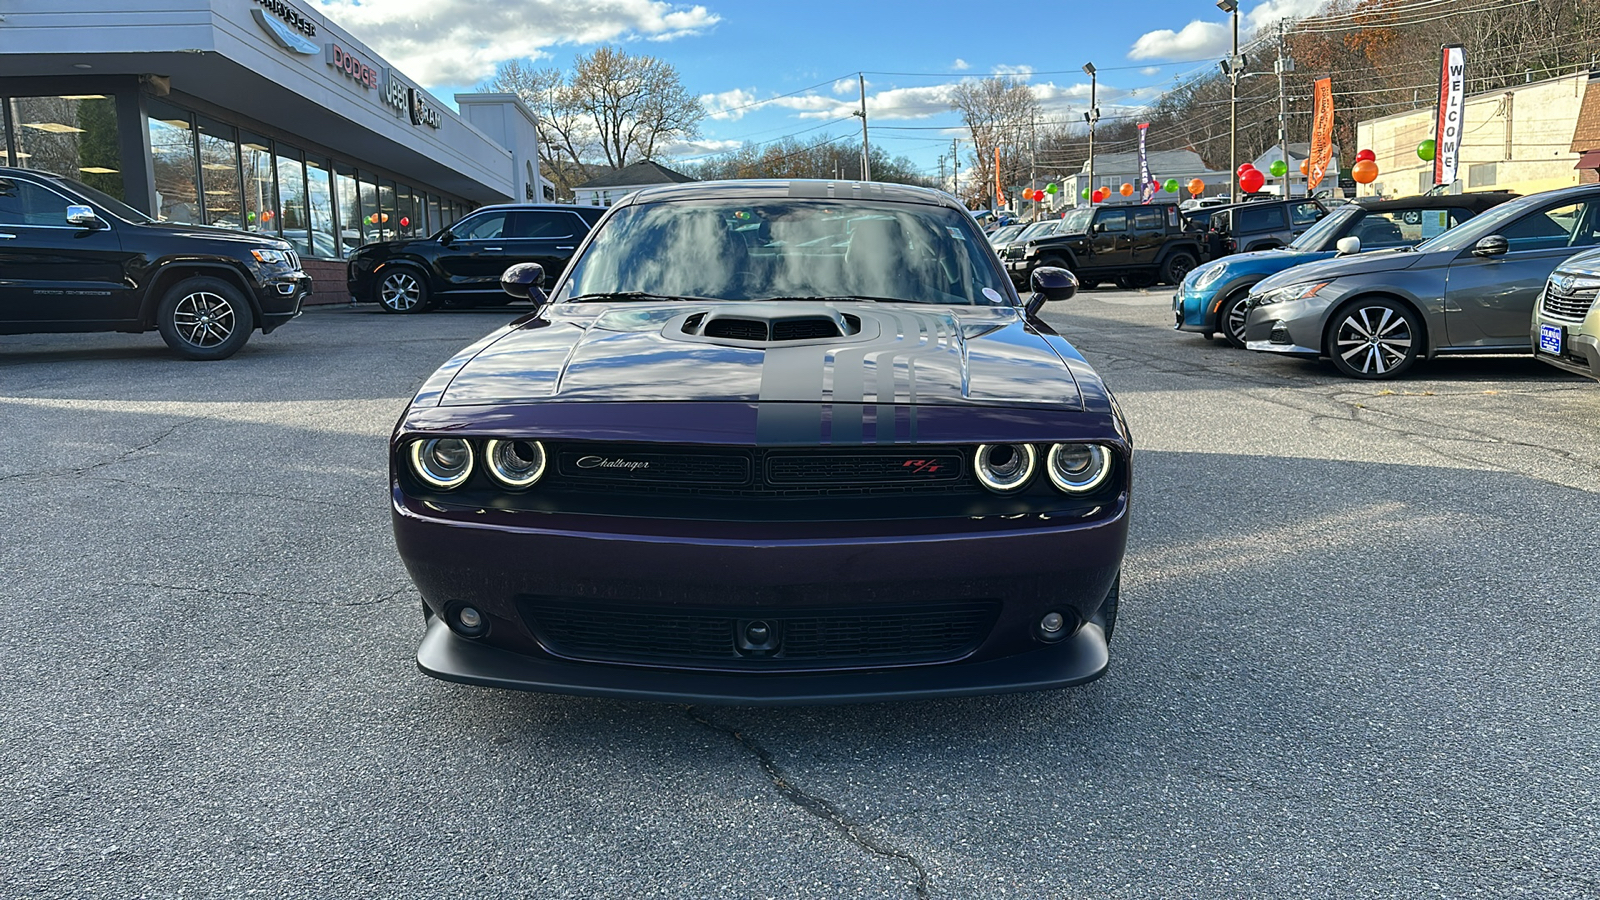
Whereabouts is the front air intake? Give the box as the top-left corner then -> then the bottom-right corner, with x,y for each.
703,317 -> 769,341
772,318 -> 843,341
684,306 -> 861,344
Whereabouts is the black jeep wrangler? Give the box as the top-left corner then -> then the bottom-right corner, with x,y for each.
1002,202 -> 1210,289
0,166 -> 309,360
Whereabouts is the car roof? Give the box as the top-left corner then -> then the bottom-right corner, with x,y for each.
1355,191 -> 1519,212
472,202 -> 602,214
620,179 -> 966,212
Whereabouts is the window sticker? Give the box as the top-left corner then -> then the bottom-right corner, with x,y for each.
948,226 -> 967,241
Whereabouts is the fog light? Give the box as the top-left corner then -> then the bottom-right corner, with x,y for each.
449,604 -> 489,639
1040,612 -> 1064,633
1037,610 -> 1077,642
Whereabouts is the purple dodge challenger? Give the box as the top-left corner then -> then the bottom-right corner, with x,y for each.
391,180 -> 1132,704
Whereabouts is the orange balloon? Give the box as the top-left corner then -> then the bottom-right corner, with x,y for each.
1119,183 -> 1134,196
1299,160 -> 1309,175
1351,159 -> 1379,184
1187,178 -> 1205,196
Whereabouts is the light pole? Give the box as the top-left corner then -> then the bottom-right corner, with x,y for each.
1083,62 -> 1099,207
1217,0 -> 1240,202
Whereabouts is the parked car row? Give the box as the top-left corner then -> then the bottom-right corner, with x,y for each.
1171,183 -> 1600,382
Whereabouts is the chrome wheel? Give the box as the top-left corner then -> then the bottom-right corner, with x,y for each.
1222,292 -> 1250,348
171,291 -> 236,348
1332,302 -> 1418,378
380,272 -> 422,312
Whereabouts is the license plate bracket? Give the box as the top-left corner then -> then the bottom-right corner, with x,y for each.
1539,323 -> 1564,355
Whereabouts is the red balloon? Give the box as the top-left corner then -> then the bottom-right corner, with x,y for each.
1240,168 -> 1266,193
1091,189 -> 1105,203
400,216 -> 410,228
1356,149 -> 1376,162
1237,163 -> 1257,176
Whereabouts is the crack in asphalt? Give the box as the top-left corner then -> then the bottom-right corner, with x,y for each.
0,416 -> 202,484
686,708 -> 931,899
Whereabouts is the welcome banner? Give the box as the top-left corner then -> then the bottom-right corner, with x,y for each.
1434,45 -> 1467,186
1138,123 -> 1154,203
1307,77 -> 1334,191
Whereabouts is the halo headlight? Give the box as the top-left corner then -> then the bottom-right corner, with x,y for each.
408,438 -> 474,490
484,438 -> 547,489
1046,443 -> 1112,493
974,443 -> 1037,493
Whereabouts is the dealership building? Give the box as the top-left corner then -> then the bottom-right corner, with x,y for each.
0,0 -> 544,302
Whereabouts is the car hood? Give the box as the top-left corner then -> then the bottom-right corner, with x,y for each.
138,222 -> 291,248
1191,247 -> 1332,286
429,302 -> 1087,410
1251,246 -> 1425,294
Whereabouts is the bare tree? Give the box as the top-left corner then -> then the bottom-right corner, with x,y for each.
950,76 -> 1040,207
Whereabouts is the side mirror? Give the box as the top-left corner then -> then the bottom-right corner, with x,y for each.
1092,221 -> 1107,233
66,205 -> 105,230
1472,235 -> 1509,258
501,262 -> 547,308
1335,236 -> 1361,256
438,230 -> 455,245
1026,266 -> 1077,315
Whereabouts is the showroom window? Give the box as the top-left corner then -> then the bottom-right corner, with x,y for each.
358,172 -> 380,244
146,100 -> 200,224
9,94 -> 124,200
241,132 -> 276,237
377,179 -> 397,242
196,116 -> 242,228
305,156 -> 336,259
426,194 -> 441,236
394,184 -> 416,240
275,145 -> 309,256
335,164 -> 362,254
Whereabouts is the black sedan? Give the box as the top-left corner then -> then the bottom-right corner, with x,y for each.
347,203 -> 603,313
390,180 -> 1132,704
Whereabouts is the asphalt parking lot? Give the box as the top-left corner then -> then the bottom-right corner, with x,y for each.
3,291 -> 1598,899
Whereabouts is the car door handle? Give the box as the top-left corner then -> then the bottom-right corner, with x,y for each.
556,246 -> 575,250
0,233 -> 15,240
482,247 -> 502,251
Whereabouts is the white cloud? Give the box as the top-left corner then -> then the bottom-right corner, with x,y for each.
1141,66 -> 1162,76
307,0 -> 721,86
953,58 -> 970,71
776,83 -> 958,122
659,137 -> 744,157
832,77 -> 861,96
1127,0 -> 1332,61
701,87 -> 759,120
991,64 -> 1034,78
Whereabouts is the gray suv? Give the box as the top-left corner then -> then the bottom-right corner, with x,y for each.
1243,183 -> 1600,378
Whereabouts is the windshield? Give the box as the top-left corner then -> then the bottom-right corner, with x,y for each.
1418,192 -> 1550,253
988,224 -> 1023,244
1013,220 -> 1057,242
1290,204 -> 1362,251
1056,208 -> 1094,233
43,174 -> 154,224
560,198 -> 1013,306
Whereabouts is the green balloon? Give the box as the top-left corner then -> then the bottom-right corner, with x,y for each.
1081,186 -> 1090,199
1164,178 -> 1179,193
1045,183 -> 1058,194
1418,139 -> 1437,161
1269,159 -> 1288,177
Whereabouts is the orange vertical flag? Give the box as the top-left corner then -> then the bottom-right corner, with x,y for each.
1308,77 -> 1334,191
994,147 -> 1003,209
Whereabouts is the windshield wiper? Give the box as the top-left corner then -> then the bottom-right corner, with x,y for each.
760,295 -> 907,304
567,291 -> 715,303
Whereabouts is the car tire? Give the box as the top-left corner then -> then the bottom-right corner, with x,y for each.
1116,272 -> 1156,290
1218,289 -> 1253,349
1326,297 -> 1422,379
1162,252 -> 1197,286
375,267 -> 430,314
1077,277 -> 1100,290
156,276 -> 255,361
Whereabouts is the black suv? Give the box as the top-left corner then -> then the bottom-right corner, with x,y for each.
1003,202 -> 1211,289
1201,197 -> 1329,258
347,203 -> 605,313
0,167 -> 309,360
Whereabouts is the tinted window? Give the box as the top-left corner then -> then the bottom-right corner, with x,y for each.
1236,205 -> 1287,233
562,199 -> 1010,306
1132,208 -> 1163,230
1499,201 -> 1600,251
0,178 -> 71,225
1096,210 -> 1128,233
506,211 -> 581,239
1290,202 -> 1325,226
454,211 -> 507,240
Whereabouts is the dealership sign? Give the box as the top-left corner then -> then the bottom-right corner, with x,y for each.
322,43 -> 440,129
252,0 -> 318,56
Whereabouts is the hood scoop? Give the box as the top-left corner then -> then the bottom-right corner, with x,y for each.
678,305 -> 862,346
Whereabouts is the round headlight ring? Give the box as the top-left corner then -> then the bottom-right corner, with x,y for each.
408,437 -> 475,490
1047,442 -> 1112,494
484,438 -> 547,489
974,443 -> 1037,493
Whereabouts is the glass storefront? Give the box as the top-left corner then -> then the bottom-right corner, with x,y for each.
8,94 -> 124,199
0,90 -> 477,259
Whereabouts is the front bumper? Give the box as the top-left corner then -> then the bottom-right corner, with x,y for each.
256,271 -> 311,334
1243,296 -> 1327,357
417,617 -> 1109,704
1172,286 -> 1220,333
1532,314 -> 1600,382
394,488 -> 1128,704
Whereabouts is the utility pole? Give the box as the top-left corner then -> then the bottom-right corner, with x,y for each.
1029,108 -> 1038,207
1276,20 -> 1294,197
1219,0 -> 1241,203
854,73 -> 871,183
1083,62 -> 1098,207
951,137 -> 960,201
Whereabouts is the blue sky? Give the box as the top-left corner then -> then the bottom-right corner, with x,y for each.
308,0 -> 1327,177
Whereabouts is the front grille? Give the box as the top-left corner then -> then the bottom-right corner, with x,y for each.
521,597 -> 1000,670
1542,286 -> 1598,321
552,445 -> 976,497
287,250 -> 301,270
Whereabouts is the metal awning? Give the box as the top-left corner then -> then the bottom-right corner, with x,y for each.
1575,150 -> 1600,169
